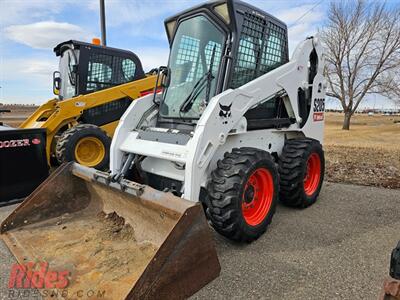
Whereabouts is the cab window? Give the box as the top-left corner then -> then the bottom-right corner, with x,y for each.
122,59 -> 136,82
86,53 -> 113,92
86,53 -> 138,92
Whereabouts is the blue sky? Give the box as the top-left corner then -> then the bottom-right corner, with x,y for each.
0,0 -> 397,109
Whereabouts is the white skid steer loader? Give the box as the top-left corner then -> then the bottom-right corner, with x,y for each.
110,0 -> 326,240
1,0 -> 326,298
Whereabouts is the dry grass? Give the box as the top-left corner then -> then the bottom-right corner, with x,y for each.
324,112 -> 400,149
1,106 -> 399,189
324,113 -> 400,189
0,105 -> 37,127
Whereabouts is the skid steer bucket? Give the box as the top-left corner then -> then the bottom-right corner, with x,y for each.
1,163 -> 220,299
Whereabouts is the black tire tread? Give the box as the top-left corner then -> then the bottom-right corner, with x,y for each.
55,124 -> 110,170
278,138 -> 325,208
207,147 -> 279,243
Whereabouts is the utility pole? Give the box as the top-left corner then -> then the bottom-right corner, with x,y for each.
99,0 -> 107,46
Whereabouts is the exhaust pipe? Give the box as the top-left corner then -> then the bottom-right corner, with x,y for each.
99,0 -> 107,46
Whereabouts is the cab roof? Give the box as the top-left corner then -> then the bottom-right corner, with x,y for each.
164,0 -> 287,43
53,40 -> 138,58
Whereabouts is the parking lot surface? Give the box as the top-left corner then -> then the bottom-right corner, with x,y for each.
1,182 -> 399,300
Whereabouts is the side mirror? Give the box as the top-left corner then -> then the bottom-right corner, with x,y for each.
152,66 -> 169,106
53,71 -> 61,95
160,66 -> 170,88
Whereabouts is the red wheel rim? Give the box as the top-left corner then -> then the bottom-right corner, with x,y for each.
242,168 -> 274,226
304,153 -> 321,196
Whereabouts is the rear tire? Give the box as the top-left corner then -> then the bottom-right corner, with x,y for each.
278,138 -> 325,208
55,124 -> 111,170
207,148 -> 279,243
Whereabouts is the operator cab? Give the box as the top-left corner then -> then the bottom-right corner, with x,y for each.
156,0 -> 289,130
53,40 -> 146,100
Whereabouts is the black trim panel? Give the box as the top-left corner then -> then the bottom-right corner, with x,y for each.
79,97 -> 132,127
0,128 -> 49,204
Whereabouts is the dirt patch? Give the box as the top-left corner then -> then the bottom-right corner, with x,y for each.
7,209 -> 159,299
97,211 -> 136,241
325,145 -> 400,189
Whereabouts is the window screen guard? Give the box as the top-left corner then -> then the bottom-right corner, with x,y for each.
231,12 -> 288,89
86,52 -> 137,92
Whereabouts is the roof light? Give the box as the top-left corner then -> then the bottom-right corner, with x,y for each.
214,3 -> 230,24
92,38 -> 101,45
166,20 -> 177,40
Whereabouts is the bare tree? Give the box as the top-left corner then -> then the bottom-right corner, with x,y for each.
320,0 -> 400,129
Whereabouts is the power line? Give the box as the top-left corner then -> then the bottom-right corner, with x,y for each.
291,0 -> 325,26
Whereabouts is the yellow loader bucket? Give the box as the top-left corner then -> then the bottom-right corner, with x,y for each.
1,163 -> 220,299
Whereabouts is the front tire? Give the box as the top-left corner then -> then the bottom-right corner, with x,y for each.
278,138 -> 325,208
207,148 -> 279,243
55,124 -> 111,170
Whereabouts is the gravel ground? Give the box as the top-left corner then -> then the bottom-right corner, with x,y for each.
1,182 -> 399,300
0,204 -> 21,300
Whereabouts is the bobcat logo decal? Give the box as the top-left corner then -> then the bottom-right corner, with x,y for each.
219,103 -> 232,118
219,103 -> 232,125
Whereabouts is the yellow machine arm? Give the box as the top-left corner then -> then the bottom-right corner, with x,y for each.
19,75 -> 157,164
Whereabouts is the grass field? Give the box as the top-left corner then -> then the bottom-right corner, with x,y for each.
325,112 -> 399,149
1,107 -> 399,188
324,112 -> 400,188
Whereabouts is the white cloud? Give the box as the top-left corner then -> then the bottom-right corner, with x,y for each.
0,0 -> 60,26
0,57 -> 57,104
274,4 -> 324,55
134,47 -> 170,72
1,57 -> 57,81
289,23 -> 311,38
22,59 -> 58,78
86,0 -> 198,27
4,21 -> 92,49
275,4 -> 324,26
0,0 -> 327,105
288,23 -> 316,49
0,0 -> 84,27
0,47 -> 170,105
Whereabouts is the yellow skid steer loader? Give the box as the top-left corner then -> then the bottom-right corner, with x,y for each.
23,39 -> 157,169
0,40 -> 157,203
2,0 -> 326,298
